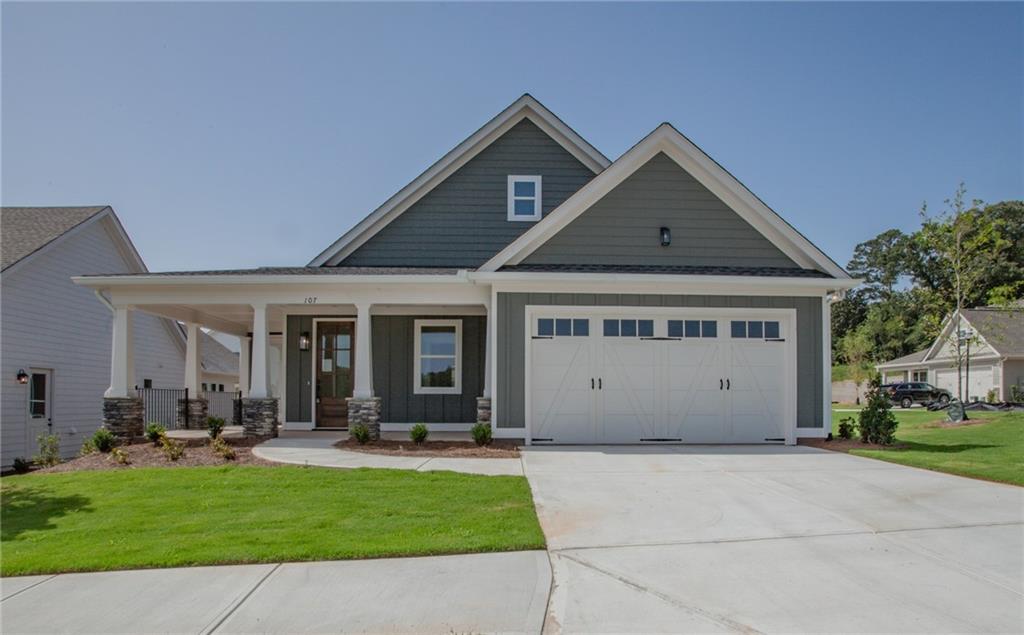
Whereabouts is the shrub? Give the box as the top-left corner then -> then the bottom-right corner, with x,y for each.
1011,385 -> 1023,403
145,423 -> 166,445
471,422 -> 492,446
210,436 -> 236,460
79,439 -> 96,456
12,457 -> 31,474
410,423 -> 429,445
351,424 -> 371,445
90,427 -> 117,453
207,416 -> 226,439
857,378 -> 899,445
837,417 -> 856,440
110,447 -> 131,465
986,389 -> 997,404
33,434 -> 61,467
161,435 -> 186,461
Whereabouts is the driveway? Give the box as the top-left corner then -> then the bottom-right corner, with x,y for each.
522,445 -> 1024,633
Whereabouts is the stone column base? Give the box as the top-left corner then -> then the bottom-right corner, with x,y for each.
347,397 -> 381,441
476,397 -> 492,425
103,397 -> 144,443
177,398 -> 209,430
241,398 -> 279,438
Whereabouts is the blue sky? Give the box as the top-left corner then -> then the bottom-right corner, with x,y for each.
3,2 -> 1021,272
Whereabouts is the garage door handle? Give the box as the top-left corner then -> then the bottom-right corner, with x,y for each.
591,378 -> 595,390
720,379 -> 723,390
726,379 -> 730,390
599,378 -> 602,390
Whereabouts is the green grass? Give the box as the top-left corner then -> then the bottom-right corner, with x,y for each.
0,466 -> 545,576
831,408 -> 1024,486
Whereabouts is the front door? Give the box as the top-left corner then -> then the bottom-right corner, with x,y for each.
26,369 -> 53,449
316,322 -> 354,428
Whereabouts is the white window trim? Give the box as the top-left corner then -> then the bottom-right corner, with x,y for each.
507,175 -> 542,222
414,319 -> 462,395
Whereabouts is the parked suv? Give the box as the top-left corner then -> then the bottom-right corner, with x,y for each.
884,382 -> 952,408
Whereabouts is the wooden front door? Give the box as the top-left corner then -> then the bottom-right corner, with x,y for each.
316,322 -> 354,428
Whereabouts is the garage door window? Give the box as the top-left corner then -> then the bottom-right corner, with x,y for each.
668,320 -> 717,338
731,320 -> 781,339
604,319 -> 654,337
537,318 -> 588,337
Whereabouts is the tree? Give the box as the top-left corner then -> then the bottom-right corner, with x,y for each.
830,288 -> 868,362
847,229 -> 910,301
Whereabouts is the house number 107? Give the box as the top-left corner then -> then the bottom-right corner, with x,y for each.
304,297 -> 317,304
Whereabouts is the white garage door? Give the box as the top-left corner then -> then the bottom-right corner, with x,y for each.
934,366 -> 994,402
529,310 -> 794,444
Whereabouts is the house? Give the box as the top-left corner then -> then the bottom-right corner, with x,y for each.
1,206 -> 238,468
876,306 -> 1024,402
73,95 -> 858,445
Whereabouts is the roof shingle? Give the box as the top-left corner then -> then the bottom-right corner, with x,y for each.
2,206 -> 109,270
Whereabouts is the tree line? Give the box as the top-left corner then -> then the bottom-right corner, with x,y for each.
832,185 -> 1023,377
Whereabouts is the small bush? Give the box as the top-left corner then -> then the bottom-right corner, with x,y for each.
410,423 -> 429,445
858,378 -> 899,445
351,424 -> 371,445
986,389 -> 997,404
161,435 -> 186,461
90,427 -> 117,453
12,457 -> 31,474
110,447 -> 131,465
837,417 -> 856,440
1011,385 -> 1022,403
210,436 -> 236,460
207,416 -> 226,439
79,439 -> 96,456
34,434 -> 61,467
145,423 -> 166,445
471,422 -> 492,446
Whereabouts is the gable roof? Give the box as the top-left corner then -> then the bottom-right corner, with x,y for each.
199,331 -> 240,375
308,94 -> 610,267
2,206 -> 110,270
922,306 -> 1024,361
479,123 -> 851,280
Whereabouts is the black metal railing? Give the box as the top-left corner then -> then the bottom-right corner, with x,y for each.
137,387 -> 187,429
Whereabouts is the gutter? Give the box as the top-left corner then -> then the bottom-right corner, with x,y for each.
93,289 -> 115,313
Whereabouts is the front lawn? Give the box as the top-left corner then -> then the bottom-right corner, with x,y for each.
1,466 -> 545,576
831,408 -> 1024,486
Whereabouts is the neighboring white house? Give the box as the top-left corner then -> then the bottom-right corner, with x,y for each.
1,206 -> 237,468
876,306 -> 1024,402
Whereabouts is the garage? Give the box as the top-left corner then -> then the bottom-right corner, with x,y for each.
527,308 -> 796,444
935,365 -> 994,402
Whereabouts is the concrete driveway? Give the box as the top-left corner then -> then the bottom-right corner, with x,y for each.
522,445 -> 1024,634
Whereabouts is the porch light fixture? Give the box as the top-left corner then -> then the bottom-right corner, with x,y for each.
16,369 -> 29,384
660,227 -> 671,247
298,332 -> 311,351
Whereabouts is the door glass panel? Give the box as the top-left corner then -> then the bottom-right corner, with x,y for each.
29,373 -> 47,418
603,319 -> 619,336
638,320 -> 654,337
702,321 -> 718,338
555,319 -> 572,337
621,320 -> 637,337
731,321 -> 746,338
684,320 -> 701,338
748,321 -> 763,338
538,318 -> 554,336
572,319 -> 589,336
764,321 -> 780,339
667,320 -> 683,338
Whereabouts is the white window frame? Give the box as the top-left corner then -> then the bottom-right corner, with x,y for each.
911,369 -> 928,383
414,319 -> 462,395
507,175 -> 542,221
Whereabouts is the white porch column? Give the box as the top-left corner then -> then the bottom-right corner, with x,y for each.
353,303 -> 373,398
184,322 -> 202,396
483,297 -> 493,398
105,306 -> 135,398
249,304 -> 270,399
239,336 -> 251,397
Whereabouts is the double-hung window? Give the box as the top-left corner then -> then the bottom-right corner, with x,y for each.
507,175 -> 542,221
414,319 -> 462,394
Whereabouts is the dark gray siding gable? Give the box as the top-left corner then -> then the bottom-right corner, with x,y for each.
340,119 -> 596,268
522,152 -> 801,270
496,293 -> 823,430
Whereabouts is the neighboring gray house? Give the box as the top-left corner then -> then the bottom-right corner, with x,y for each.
75,95 -> 858,445
876,306 -> 1024,402
1,206 -> 238,468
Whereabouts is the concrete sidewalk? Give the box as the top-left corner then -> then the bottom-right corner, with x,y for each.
1,551 -> 551,634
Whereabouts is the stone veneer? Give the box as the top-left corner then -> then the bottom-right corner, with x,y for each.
241,397 -> 279,438
103,397 -> 144,442
177,398 -> 209,430
347,397 -> 381,441
476,397 -> 492,425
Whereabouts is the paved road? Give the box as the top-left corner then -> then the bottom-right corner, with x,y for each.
521,445 -> 1024,633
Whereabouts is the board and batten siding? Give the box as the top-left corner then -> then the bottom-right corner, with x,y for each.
522,152 -> 802,269
285,315 -> 485,424
339,119 -> 596,268
1,219 -> 186,468
495,292 -> 823,430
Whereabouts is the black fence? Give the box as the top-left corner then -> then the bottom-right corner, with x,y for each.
136,387 -> 242,429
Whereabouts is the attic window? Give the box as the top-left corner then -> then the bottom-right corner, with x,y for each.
508,175 -> 542,221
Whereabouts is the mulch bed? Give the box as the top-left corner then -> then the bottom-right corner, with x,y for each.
336,438 -> 521,458
31,437 -> 277,474
798,437 -> 908,453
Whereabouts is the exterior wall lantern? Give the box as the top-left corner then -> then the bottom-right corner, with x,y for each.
660,227 -> 671,247
16,369 -> 29,384
298,332 -> 311,351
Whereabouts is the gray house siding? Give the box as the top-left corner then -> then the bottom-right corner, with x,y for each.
495,292 -> 823,430
286,314 -> 485,424
340,119 -> 596,268
522,152 -> 802,270
372,315 -> 485,423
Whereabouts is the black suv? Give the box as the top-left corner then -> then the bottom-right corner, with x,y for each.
884,382 -> 952,408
